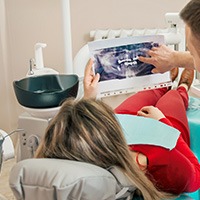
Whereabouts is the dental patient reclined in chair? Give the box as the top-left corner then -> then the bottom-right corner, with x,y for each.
15,58 -> 197,200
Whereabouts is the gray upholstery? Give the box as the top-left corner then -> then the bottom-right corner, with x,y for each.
9,158 -> 135,200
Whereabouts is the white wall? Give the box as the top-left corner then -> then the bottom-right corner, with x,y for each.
70,0 -> 190,55
1,0 -> 190,138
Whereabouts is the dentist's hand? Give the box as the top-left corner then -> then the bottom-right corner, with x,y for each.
137,106 -> 165,120
83,59 -> 100,99
138,44 -> 175,73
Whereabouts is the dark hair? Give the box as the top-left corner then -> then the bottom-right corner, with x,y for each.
180,0 -> 200,40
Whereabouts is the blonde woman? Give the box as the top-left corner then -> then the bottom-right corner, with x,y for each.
35,97 -> 172,200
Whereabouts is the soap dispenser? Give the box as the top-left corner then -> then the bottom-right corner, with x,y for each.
27,42 -> 58,77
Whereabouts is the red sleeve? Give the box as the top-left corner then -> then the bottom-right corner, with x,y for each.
159,117 -> 173,127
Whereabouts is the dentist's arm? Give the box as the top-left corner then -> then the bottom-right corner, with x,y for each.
138,44 -> 194,73
83,59 -> 100,99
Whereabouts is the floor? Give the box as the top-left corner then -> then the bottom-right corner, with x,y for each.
0,158 -> 15,200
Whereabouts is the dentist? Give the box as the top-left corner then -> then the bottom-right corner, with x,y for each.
139,0 -> 200,74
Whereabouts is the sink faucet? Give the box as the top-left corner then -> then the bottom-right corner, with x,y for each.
28,58 -> 35,76
26,42 -> 58,77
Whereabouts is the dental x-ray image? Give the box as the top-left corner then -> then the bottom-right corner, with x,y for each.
92,41 -> 159,82
88,35 -> 171,97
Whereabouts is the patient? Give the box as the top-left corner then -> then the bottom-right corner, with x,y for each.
35,101 -> 167,198
35,60 -> 200,198
84,60 -> 200,194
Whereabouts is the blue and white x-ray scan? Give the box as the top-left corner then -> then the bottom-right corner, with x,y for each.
88,35 -> 172,97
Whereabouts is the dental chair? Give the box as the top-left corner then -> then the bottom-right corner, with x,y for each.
184,96 -> 200,200
9,44 -> 200,200
8,96 -> 200,200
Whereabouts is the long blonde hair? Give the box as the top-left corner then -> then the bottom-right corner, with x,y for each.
35,98 -> 171,199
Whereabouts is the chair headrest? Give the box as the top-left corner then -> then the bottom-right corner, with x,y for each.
9,158 -> 136,200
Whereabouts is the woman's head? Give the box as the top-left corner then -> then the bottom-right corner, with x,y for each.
36,98 -> 129,169
35,98 -> 170,199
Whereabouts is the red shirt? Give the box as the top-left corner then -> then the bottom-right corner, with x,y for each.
129,118 -> 200,194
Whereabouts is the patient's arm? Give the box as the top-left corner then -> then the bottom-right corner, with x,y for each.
137,106 -> 165,120
83,59 -> 100,99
